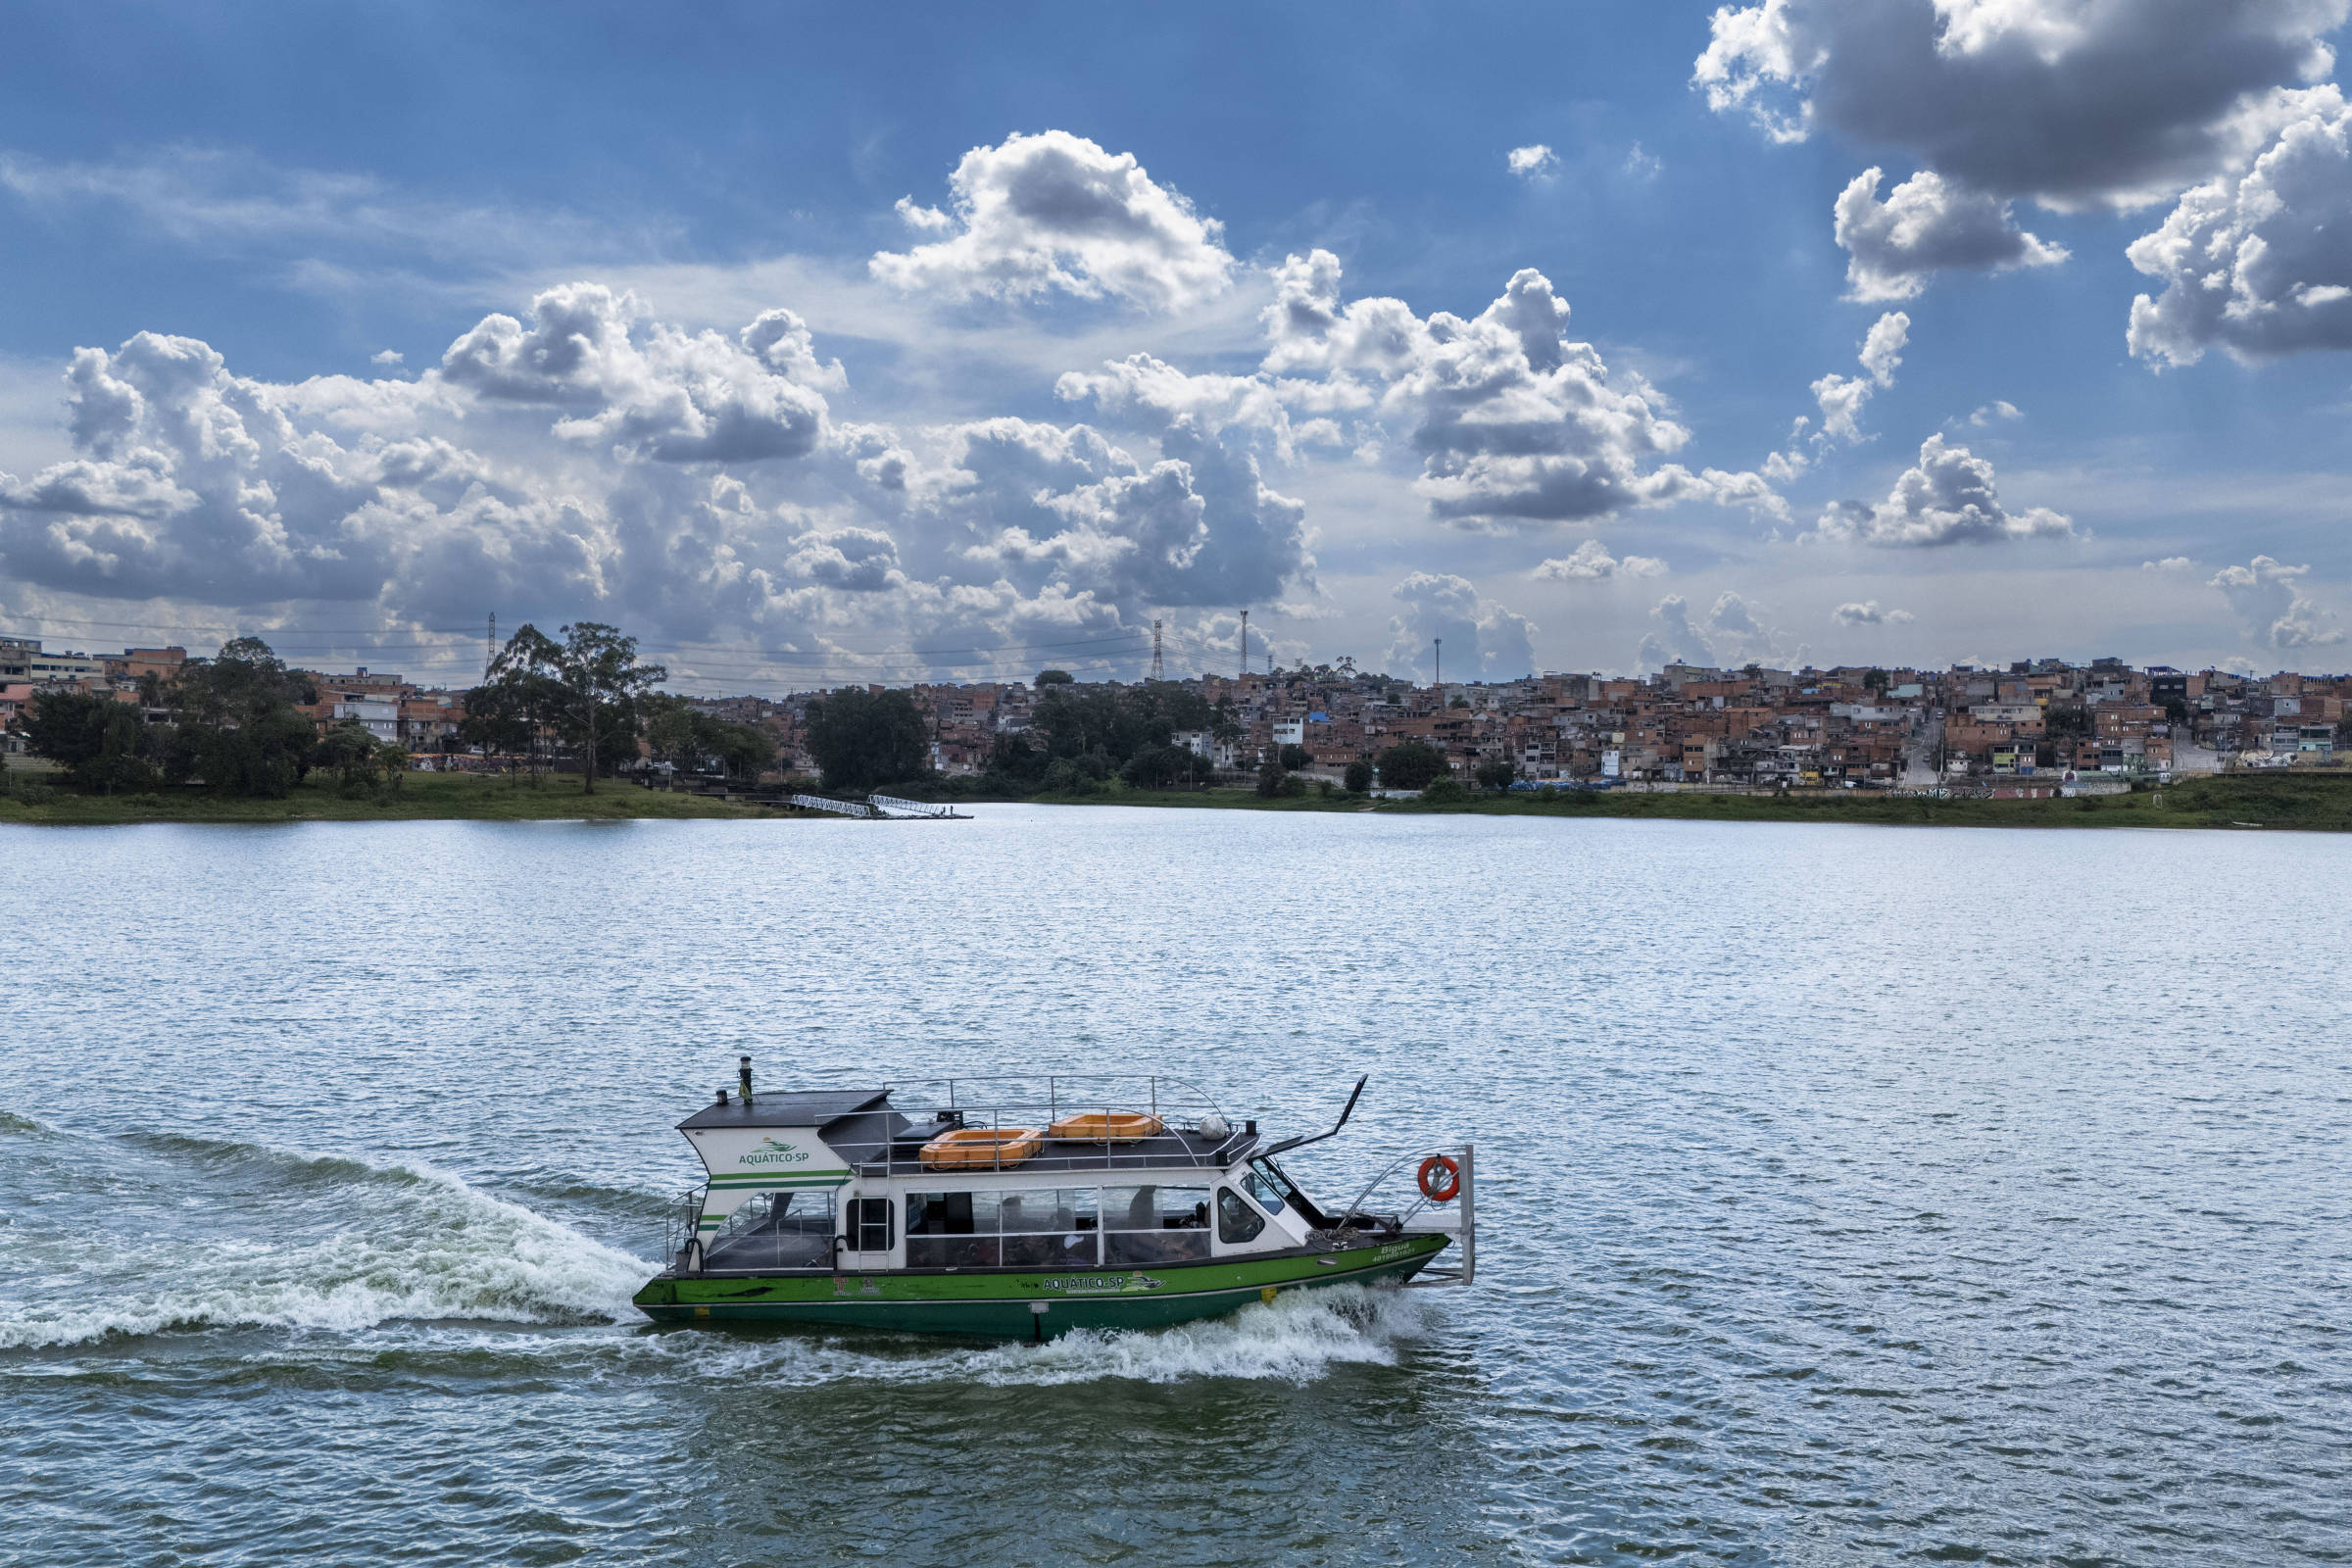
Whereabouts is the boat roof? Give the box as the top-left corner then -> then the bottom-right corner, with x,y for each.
677,1089 -> 890,1131
826,1108 -> 1252,1176
676,1083 -> 1258,1173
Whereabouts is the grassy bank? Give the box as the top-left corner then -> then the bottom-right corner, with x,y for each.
5,766 -> 2348,832
0,770 -> 777,825
1021,771 -> 2352,832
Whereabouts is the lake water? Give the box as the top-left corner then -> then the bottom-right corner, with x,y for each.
2,808 -> 2347,1566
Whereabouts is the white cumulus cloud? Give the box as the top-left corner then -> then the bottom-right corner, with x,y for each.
1640,590 -> 1803,669
2128,87 -> 2352,365
1860,310 -> 1910,387
1796,311 -> 1911,454
1257,253 -> 1785,526
1694,0 -> 2349,212
1834,168 -> 2068,301
1507,144 -> 1559,178
1532,539 -> 1668,580
1386,571 -> 1537,682
1833,600 -> 1915,625
0,281 -> 1319,662
438,282 -> 840,463
1815,432 -> 2074,546
869,130 -> 1234,313
2209,554 -> 2345,647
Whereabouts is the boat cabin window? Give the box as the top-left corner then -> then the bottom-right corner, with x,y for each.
850,1197 -> 894,1253
1000,1188 -> 1101,1268
1216,1188 -> 1267,1245
905,1192 -> 984,1266
1241,1166 -> 1288,1214
1101,1185 -> 1212,1265
906,1189 -> 1102,1269
702,1190 -> 837,1272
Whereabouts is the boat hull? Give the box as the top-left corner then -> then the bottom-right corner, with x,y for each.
633,1232 -> 1449,1339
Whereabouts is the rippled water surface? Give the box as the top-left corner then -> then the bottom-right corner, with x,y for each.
3,808 -> 2348,1565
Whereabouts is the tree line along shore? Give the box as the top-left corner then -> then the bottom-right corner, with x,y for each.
6,623 -> 2349,831
5,763 -> 2349,834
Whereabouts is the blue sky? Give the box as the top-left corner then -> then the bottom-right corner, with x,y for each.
1,0 -> 2347,689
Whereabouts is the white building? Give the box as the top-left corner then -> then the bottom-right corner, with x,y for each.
332,697 -> 400,743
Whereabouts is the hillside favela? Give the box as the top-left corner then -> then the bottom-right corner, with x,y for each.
5,626 -> 2344,808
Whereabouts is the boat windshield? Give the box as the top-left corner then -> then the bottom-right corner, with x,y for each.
1246,1157 -> 1331,1227
1241,1165 -> 1289,1213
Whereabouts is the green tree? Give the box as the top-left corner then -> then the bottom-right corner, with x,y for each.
712,721 -> 776,781
644,694 -> 702,769
1040,754 -> 1109,795
24,689 -> 155,794
1474,757 -> 1518,788
1036,668 -> 1075,686
1030,682 -> 1211,766
457,674 -> 555,781
1376,740 -> 1447,790
1254,760 -> 1289,798
1120,741 -> 1194,789
1278,743 -> 1313,770
313,717 -> 384,791
164,638 -> 318,798
648,695 -> 779,782
1343,759 -> 1373,793
805,686 -> 930,790
985,729 -> 1049,785
479,622 -> 666,794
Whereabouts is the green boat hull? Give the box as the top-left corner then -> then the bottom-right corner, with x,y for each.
633,1232 -> 1450,1339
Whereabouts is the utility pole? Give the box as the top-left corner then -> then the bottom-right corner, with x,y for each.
486,612 -> 496,680
1238,610 -> 1249,678
1150,618 -> 1164,682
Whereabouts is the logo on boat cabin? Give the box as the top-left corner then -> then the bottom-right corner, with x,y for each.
737,1137 -> 812,1168
1040,1272 -> 1165,1294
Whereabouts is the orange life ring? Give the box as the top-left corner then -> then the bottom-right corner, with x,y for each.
1416,1154 -> 1460,1203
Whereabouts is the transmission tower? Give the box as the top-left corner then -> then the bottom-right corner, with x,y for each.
486,612 -> 496,679
1150,617 -> 1164,681
1434,636 -> 1443,692
1238,609 -> 1249,678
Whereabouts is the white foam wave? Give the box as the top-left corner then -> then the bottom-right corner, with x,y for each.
0,1162 -> 651,1351
620,1282 -> 1437,1390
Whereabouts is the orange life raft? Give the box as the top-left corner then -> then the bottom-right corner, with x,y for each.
918,1126 -> 1045,1170
1045,1111 -> 1166,1144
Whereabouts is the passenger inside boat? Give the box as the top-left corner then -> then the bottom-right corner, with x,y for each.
901,1184 -> 1214,1268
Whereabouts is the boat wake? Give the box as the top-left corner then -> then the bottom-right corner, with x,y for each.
977,1283 -> 1438,1386
630,1282 -> 1441,1390
0,1128 -> 652,1352
3,1114 -> 1440,1384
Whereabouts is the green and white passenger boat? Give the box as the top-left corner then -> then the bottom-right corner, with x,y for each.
633,1062 -> 1474,1339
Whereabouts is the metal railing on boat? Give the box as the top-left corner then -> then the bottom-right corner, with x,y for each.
826,1074 -> 1254,1177
1316,1143 -> 1476,1288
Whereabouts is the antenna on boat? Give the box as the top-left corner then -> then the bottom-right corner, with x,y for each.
738,1055 -> 753,1104
1259,1074 -> 1367,1158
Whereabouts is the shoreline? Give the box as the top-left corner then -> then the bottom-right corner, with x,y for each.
3,770 -> 2347,832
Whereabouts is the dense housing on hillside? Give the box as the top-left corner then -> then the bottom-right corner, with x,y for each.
3,630 -> 2344,790
876,660 -> 2344,790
